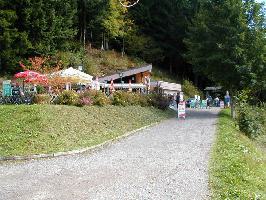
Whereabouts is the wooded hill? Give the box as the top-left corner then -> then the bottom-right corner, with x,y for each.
0,0 -> 265,100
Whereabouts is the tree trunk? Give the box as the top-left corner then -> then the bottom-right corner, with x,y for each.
82,0 -> 86,49
230,90 -> 236,119
169,58 -> 173,74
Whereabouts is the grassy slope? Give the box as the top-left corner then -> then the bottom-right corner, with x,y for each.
210,109 -> 266,199
0,105 -> 174,157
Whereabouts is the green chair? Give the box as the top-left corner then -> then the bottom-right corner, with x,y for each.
200,100 -> 207,109
190,99 -> 196,108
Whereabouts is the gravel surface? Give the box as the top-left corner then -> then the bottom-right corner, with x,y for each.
0,108 -> 219,200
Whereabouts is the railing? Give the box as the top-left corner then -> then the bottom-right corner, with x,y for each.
0,94 -> 34,105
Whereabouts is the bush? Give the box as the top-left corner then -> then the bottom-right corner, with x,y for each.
237,103 -> 265,138
93,92 -> 111,106
77,96 -> 93,107
33,94 -> 51,104
36,85 -> 46,94
57,90 -> 79,105
112,91 -> 131,106
112,91 -> 149,107
148,94 -> 169,110
80,90 -> 111,106
136,94 -> 150,107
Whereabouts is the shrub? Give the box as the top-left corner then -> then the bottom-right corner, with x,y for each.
112,91 -> 149,106
36,85 -> 46,94
94,92 -> 111,106
79,90 -> 110,106
112,91 -> 131,106
57,90 -> 79,105
77,97 -> 93,107
237,103 -> 265,138
33,94 -> 51,104
136,94 -> 150,107
148,94 -> 169,110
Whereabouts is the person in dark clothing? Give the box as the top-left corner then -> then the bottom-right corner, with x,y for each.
175,93 -> 180,108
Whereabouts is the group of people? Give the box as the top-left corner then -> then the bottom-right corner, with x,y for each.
171,91 -> 231,109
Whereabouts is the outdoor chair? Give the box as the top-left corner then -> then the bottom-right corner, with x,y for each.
190,100 -> 196,108
200,100 -> 207,109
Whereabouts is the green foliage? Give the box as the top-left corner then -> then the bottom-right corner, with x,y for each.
33,94 -> 51,104
0,1 -> 31,73
185,0 -> 246,90
235,90 -> 266,138
77,96 -> 93,107
56,50 -> 98,75
210,109 -> 266,199
101,0 -> 132,39
93,92 -> 111,106
111,91 -> 147,106
36,85 -> 46,94
56,49 -> 144,76
0,105 -> 175,156
131,0 -> 194,71
111,91 -> 169,109
237,103 -> 265,138
147,93 -> 169,110
112,91 -> 132,106
185,0 -> 266,97
182,80 -> 203,99
151,66 -> 179,83
57,90 -> 79,105
80,90 -> 111,106
0,0 -> 77,73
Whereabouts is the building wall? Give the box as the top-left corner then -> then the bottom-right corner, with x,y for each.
135,71 -> 151,83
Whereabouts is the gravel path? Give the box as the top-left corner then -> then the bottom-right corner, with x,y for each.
0,108 -> 219,200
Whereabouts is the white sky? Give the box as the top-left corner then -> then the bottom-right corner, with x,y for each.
256,0 -> 266,3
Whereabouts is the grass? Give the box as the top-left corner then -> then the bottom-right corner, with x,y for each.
57,49 -> 146,77
210,109 -> 266,199
0,105 -> 174,157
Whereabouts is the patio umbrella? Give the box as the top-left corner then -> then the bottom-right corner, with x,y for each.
14,70 -> 40,79
24,74 -> 48,85
52,67 -> 93,84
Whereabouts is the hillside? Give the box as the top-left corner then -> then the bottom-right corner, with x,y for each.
57,49 -> 146,77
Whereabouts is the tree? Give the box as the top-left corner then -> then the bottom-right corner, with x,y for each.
0,0 -> 31,73
239,0 -> 266,101
15,0 -> 77,54
184,0 -> 266,115
130,0 -> 196,76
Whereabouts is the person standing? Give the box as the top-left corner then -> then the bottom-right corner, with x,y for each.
176,93 -> 180,108
224,91 -> 230,108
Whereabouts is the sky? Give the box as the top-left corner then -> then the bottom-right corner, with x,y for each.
256,0 -> 266,3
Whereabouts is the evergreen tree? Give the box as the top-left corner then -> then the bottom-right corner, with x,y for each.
130,0 -> 195,75
185,0 -> 248,90
184,0 -> 266,112
0,0 -> 31,73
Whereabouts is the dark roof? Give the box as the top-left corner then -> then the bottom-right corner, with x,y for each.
204,86 -> 222,91
98,64 -> 152,82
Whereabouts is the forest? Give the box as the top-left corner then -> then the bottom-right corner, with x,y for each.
0,0 -> 265,101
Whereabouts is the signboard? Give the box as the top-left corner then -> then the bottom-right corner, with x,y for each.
179,91 -> 184,101
2,80 -> 12,97
178,101 -> 186,119
220,101 -> 224,108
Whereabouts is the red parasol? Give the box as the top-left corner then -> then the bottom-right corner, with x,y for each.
14,70 -> 48,85
14,70 -> 40,79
